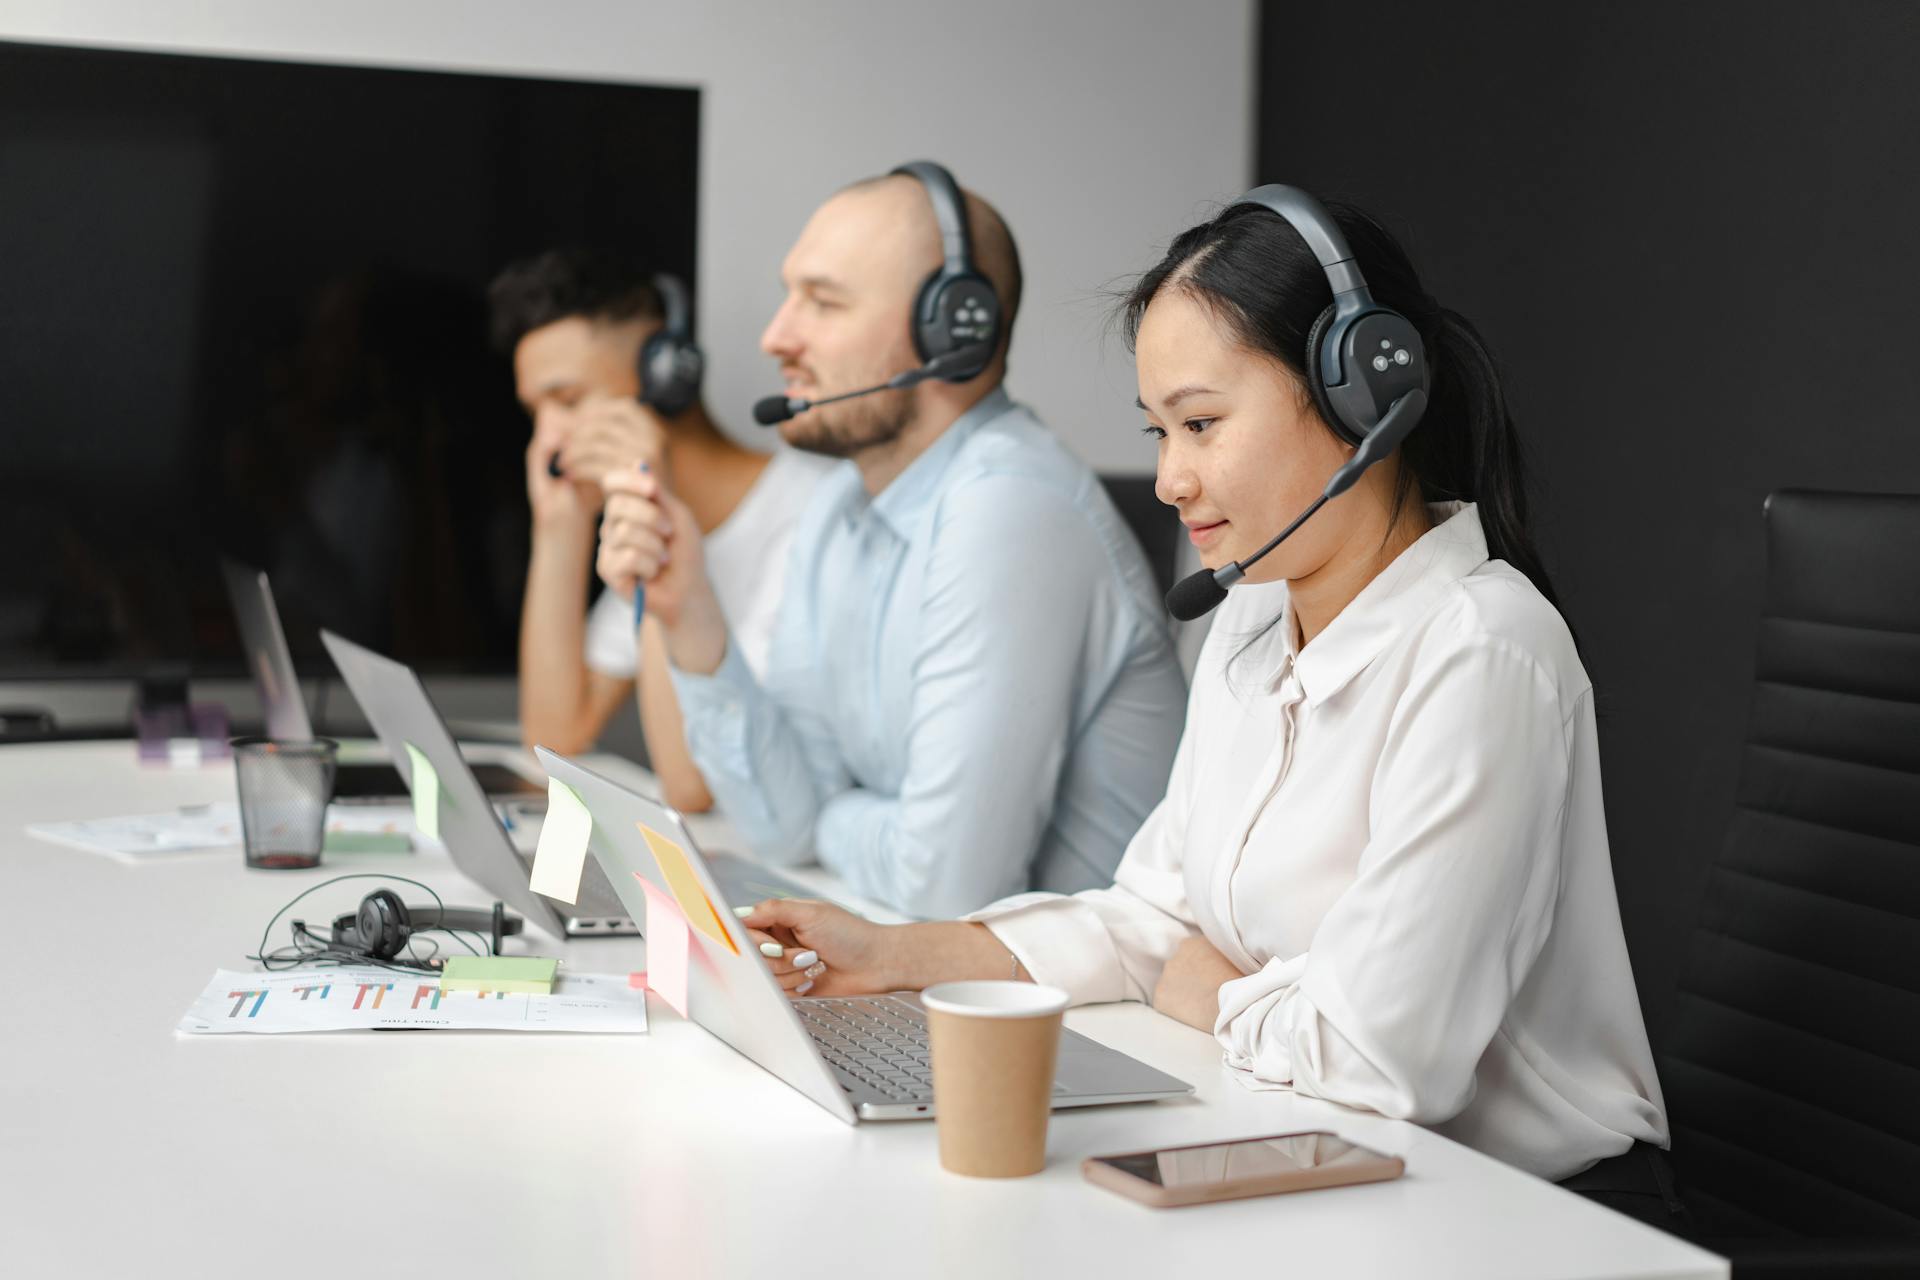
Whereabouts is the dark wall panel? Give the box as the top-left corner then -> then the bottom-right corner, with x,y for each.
1255,0 -> 1920,1046
0,40 -> 699,676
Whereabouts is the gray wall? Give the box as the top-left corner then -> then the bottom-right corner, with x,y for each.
1255,0 -> 1920,1048
0,0 -> 1253,734
0,0 -> 1254,472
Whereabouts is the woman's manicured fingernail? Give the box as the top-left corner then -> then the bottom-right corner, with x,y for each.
759,942 -> 784,958
733,906 -> 754,918
796,981 -> 815,996
790,950 -> 818,969
804,961 -> 827,980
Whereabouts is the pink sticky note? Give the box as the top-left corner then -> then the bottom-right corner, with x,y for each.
637,876 -> 690,1018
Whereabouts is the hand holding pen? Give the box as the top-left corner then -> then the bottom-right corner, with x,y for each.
597,462 -> 699,627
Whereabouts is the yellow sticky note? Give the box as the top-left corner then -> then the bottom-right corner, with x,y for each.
529,778 -> 592,904
403,742 -> 439,841
638,823 -> 738,954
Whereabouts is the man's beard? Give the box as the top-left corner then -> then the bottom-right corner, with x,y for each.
781,385 -> 914,459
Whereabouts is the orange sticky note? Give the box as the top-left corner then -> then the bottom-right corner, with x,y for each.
637,823 -> 738,954
637,877 -> 689,1018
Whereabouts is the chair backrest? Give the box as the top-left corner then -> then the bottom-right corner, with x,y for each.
1662,489 -> 1920,1237
1100,474 -> 1180,601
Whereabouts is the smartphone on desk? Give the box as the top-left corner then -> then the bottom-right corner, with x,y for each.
1083,1131 -> 1404,1208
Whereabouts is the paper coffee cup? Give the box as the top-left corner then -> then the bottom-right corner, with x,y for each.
921,980 -> 1070,1178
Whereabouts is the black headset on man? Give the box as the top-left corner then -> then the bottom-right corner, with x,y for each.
1163,185 -> 1432,621
752,160 -> 1000,427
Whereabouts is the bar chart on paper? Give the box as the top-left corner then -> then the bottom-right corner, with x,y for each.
177,967 -> 648,1034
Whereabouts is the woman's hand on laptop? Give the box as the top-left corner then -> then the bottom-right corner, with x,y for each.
738,899 -> 899,997
739,902 -> 1046,999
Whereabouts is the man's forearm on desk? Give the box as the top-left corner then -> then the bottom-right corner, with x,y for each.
672,655 -> 829,866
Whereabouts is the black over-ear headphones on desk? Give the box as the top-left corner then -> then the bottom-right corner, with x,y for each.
328,888 -> 521,962
250,874 -> 525,973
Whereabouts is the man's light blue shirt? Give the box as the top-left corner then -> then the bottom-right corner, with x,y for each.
669,387 -> 1187,918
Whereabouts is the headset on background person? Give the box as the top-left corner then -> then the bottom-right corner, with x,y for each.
638,272 -> 705,417
547,271 -> 704,480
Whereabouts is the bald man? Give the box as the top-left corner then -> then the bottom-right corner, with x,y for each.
596,166 -> 1186,919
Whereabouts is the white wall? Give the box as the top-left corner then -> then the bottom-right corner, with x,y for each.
0,0 -> 1254,473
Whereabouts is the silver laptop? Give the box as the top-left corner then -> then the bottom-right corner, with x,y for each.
222,558 -> 539,803
538,747 -> 1195,1123
322,630 -> 816,940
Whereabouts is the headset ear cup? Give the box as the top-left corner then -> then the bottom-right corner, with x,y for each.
909,270 -> 998,378
638,332 -> 665,406
1303,304 -> 1360,447
638,333 -> 702,418
908,272 -> 944,362
357,889 -> 410,960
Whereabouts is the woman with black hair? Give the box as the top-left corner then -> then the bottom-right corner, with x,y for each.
739,193 -> 1672,1206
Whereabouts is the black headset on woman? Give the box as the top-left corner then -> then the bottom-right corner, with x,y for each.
1164,184 -> 1432,621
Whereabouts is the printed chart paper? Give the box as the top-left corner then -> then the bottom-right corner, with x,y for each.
178,966 -> 647,1035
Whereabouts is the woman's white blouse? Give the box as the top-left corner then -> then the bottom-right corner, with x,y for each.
970,503 -> 1668,1179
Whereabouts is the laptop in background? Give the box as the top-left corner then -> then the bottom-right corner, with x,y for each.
538,747 -> 1195,1123
221,558 -> 539,801
323,630 -> 819,940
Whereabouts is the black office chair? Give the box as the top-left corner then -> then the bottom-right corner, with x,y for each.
1661,490 -> 1920,1277
1100,474 -> 1180,601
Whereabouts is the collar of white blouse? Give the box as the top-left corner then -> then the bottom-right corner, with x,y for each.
1256,500 -> 1490,707
1207,502 -> 1491,965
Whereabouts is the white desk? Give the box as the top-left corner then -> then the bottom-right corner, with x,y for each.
0,741 -> 1724,1279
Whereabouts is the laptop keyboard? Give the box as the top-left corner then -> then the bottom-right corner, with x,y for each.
796,996 -> 936,1100
795,995 -> 1069,1104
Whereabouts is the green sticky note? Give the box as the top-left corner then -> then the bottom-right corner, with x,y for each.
439,956 -> 558,995
528,777 -> 593,905
403,742 -> 439,841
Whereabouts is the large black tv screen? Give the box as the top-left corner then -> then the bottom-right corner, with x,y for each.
0,40 -> 700,677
